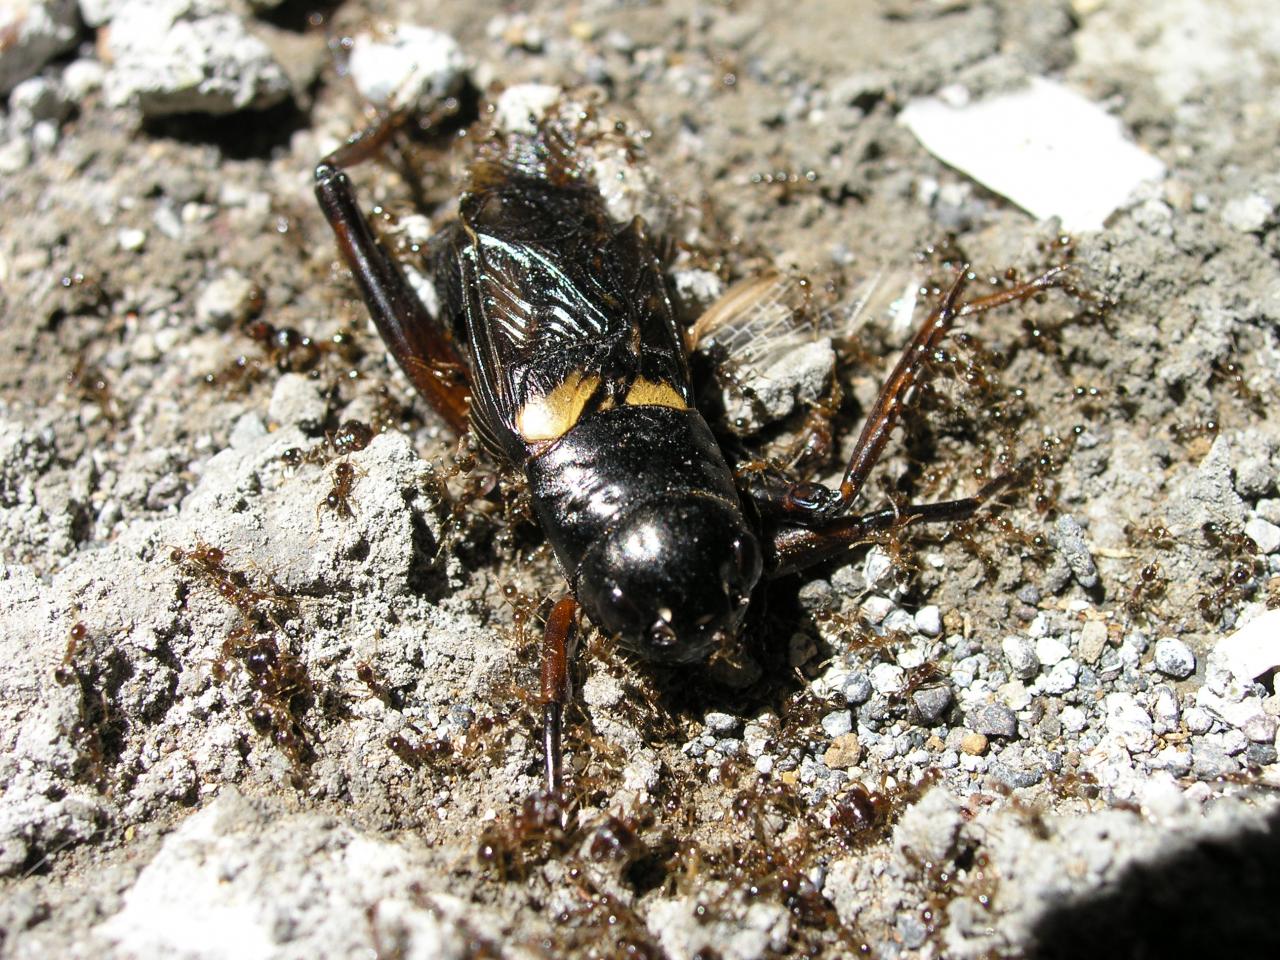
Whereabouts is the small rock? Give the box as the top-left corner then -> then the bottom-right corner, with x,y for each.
862,548 -> 894,590
1191,741 -> 1240,779
1035,635 -> 1070,666
1104,692 -> 1154,753
1221,193 -> 1275,234
1183,706 -> 1214,735
1041,658 -> 1080,695
1059,705 -> 1087,733
1052,515 -> 1099,589
349,23 -> 467,113
911,686 -> 952,725
1153,637 -> 1196,679
990,760 -> 1043,789
704,711 -> 740,735
117,228 -> 148,252
823,733 -> 861,769
1246,742 -> 1278,766
869,663 -> 905,695
959,731 -> 988,755
968,704 -> 1018,739
1244,517 -> 1280,555
724,338 -> 836,432
268,373 -> 326,432
105,0 -> 293,116
1077,620 -> 1108,664
1216,609 -> 1280,682
914,605 -> 942,637
860,595 -> 895,624
0,0 -> 81,97
195,269 -> 256,329
883,608 -> 916,634
821,711 -> 853,738
1001,635 -> 1040,680
9,75 -> 70,131
1241,714 -> 1277,743
492,82 -> 561,135
62,58 -> 106,100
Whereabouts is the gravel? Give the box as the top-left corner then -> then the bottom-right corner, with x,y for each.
968,704 -> 1019,739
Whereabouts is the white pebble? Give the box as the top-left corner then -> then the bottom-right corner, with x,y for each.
1105,692 -> 1154,753
870,663 -> 906,695
117,228 -> 147,252
349,24 -> 467,113
1035,635 -> 1070,667
1244,517 -> 1280,555
914,605 -> 942,637
1152,637 -> 1196,679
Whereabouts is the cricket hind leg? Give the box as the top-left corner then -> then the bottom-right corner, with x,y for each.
742,266 -> 1073,577
745,265 -> 1071,530
315,110 -> 472,435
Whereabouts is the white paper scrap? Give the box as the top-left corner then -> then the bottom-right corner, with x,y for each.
899,77 -> 1166,232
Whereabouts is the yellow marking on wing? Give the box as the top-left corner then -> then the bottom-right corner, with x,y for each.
624,378 -> 687,410
516,372 -> 601,442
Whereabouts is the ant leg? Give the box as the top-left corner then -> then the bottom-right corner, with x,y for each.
314,113 -> 472,435
747,266 -> 1070,526
765,472 -> 1016,577
540,597 -> 579,796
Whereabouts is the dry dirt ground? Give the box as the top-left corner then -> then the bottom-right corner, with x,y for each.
2,1 -> 1279,958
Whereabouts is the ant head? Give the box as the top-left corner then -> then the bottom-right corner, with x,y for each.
576,494 -> 762,664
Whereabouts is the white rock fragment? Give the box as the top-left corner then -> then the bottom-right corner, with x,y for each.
104,0 -> 293,117
195,269 -> 256,329
1035,635 -> 1070,667
1221,193 -> 1275,234
870,663 -> 906,695
492,82 -> 561,135
914,605 -> 943,637
1244,517 -> 1280,555
0,0 -> 81,97
1104,692 -> 1154,753
349,24 -> 467,113
899,77 -> 1166,231
1152,637 -> 1196,679
117,227 -> 147,252
1216,608 -> 1280,683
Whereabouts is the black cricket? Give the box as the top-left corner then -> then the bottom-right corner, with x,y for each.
315,106 -> 1067,795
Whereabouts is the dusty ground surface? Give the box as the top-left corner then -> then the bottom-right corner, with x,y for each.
2,1 -> 1279,958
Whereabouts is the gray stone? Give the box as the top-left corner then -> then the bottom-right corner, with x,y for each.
268,373 -> 326,432
1153,637 -> 1196,679
989,760 -> 1044,789
1052,515 -> 1099,589
104,0 -> 293,116
1191,741 -> 1240,779
968,704 -> 1018,739
195,269 -> 256,329
0,0 -> 81,97
911,685 -> 953,725
1002,635 -> 1040,680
